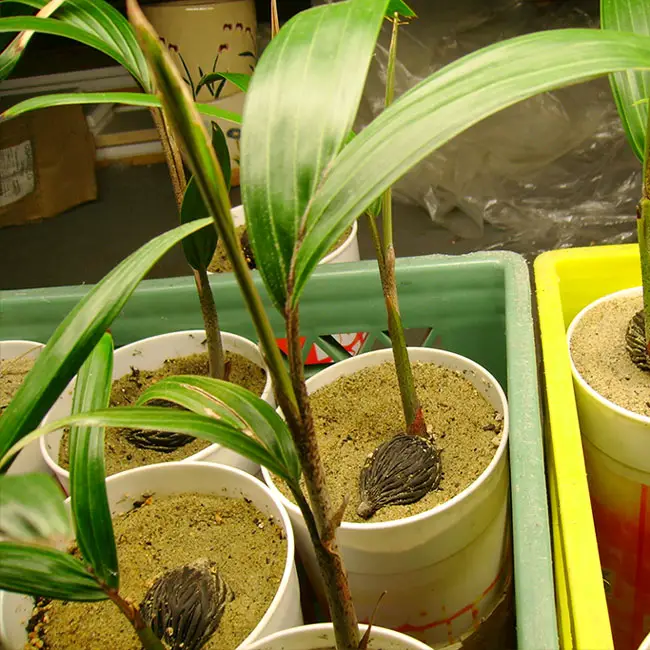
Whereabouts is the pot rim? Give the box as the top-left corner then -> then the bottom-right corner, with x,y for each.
319,219 -> 358,265
40,329 -> 272,479
227,204 -> 358,267
242,622 -> 433,650
262,346 -> 509,532
567,286 -> 650,425
0,340 -> 45,358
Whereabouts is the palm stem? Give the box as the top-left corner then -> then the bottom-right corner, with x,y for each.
150,107 -> 185,207
285,307 -> 360,649
366,210 -> 385,269
106,588 -> 165,650
271,0 -> 280,38
151,107 -> 225,378
640,106 -> 650,355
378,15 -> 425,435
195,265 -> 225,378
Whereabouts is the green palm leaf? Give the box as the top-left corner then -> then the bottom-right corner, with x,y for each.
0,543 -> 105,601
0,91 -> 242,124
196,71 -> 250,97
0,217 -> 212,461
290,29 -> 650,305
4,408 -> 298,485
386,0 -> 416,18
602,0 -> 650,161
0,473 -> 70,544
180,124 -> 230,271
2,0 -> 151,88
68,333 -> 118,590
240,0 -> 388,309
0,0 -> 65,80
126,0 -> 300,417
0,16 -> 139,78
137,375 -> 301,482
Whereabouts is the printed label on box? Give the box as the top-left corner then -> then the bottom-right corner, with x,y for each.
0,141 -> 35,207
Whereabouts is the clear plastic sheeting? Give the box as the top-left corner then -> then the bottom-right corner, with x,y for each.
314,0 -> 642,254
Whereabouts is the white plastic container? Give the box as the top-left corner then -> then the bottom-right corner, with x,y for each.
0,340 -> 47,475
262,347 -> 510,646
241,623 -> 433,650
640,632 -> 650,650
224,205 -> 360,267
41,330 -> 272,489
568,286 -> 650,649
0,461 -> 302,649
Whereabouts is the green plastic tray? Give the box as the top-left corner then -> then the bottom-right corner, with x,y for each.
0,251 -> 556,649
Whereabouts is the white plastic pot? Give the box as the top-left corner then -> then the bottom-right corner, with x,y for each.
568,286 -> 650,649
0,340 -> 47,476
41,330 -> 272,489
0,461 -> 302,649
241,623 -> 433,650
262,347 -> 510,646
225,205 -> 360,267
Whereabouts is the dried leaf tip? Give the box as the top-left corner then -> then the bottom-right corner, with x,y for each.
140,558 -> 234,650
357,434 -> 441,519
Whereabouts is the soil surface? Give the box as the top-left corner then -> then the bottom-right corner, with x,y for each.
209,225 -> 251,273
30,492 -> 287,650
0,355 -> 35,417
570,293 -> 650,418
278,361 -> 503,523
209,225 -> 353,273
59,350 -> 266,475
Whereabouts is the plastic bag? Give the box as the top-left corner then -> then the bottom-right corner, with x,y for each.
315,0 -> 642,252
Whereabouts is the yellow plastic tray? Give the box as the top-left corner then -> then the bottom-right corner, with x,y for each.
534,244 -> 641,650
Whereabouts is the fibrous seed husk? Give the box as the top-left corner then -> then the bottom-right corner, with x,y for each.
357,433 -> 442,519
625,310 -> 650,371
119,396 -> 195,452
124,429 -> 195,452
140,558 -> 234,650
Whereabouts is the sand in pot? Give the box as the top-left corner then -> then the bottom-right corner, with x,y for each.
0,354 -> 36,417
209,225 -> 251,273
571,293 -> 650,418
30,492 -> 287,650
278,361 -> 503,523
59,350 -> 266,475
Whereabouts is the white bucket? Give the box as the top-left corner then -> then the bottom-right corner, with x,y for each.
0,461 -> 302,649
40,330 -> 272,490
241,622 -> 434,650
0,340 -> 47,476
262,347 -> 510,646
317,216 -> 359,266
218,205 -> 360,267
568,286 -> 650,650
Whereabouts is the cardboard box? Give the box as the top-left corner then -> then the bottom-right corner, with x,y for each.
0,104 -> 97,228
